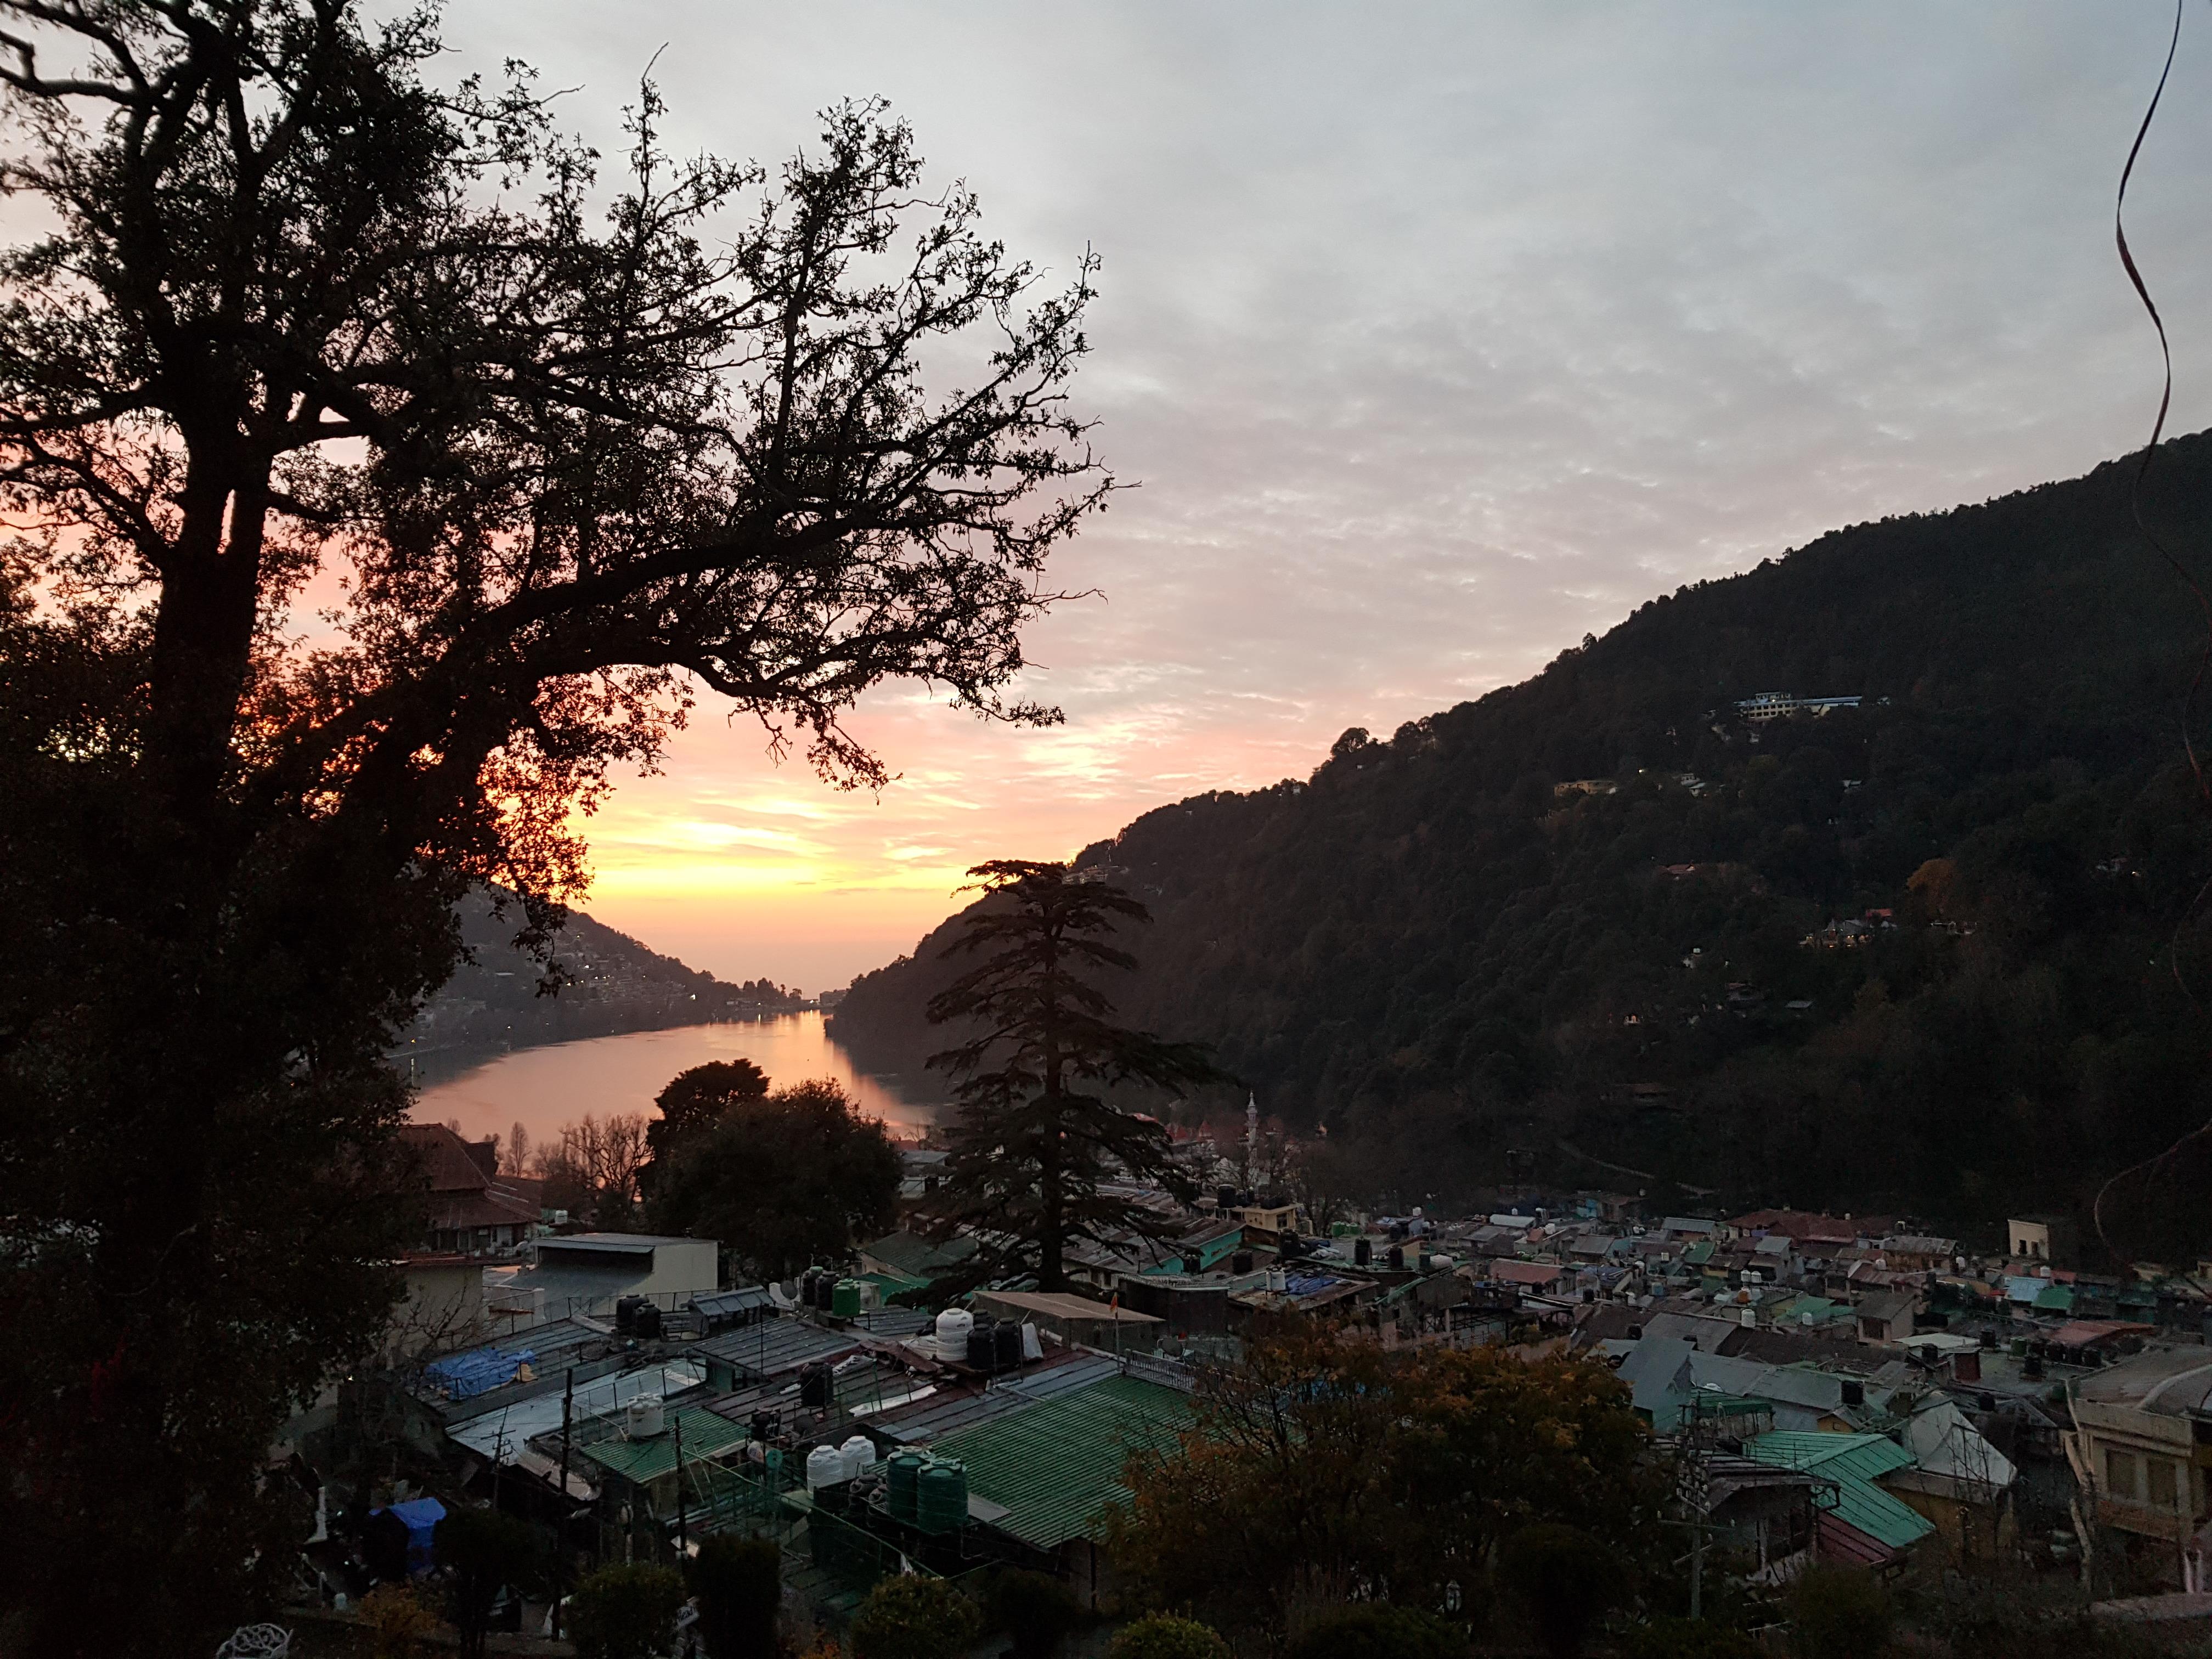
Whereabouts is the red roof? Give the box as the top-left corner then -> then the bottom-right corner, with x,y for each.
399,1123 -> 493,1194
1731,1210 -> 1858,1245
1816,1512 -> 1898,1567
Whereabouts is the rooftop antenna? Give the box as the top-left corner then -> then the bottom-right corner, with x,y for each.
1244,1094 -> 1259,1189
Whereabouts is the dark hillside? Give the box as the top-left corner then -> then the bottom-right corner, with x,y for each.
832,433 -> 2212,1256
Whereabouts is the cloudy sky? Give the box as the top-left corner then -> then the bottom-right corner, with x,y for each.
438,1 -> 2212,992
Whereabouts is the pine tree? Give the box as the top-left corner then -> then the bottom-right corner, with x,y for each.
922,861 -> 1224,1290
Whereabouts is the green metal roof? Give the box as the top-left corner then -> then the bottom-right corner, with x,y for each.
2034,1282 -> 2075,1313
1745,1432 -> 1934,1553
927,1374 -> 1190,1550
574,1407 -> 749,1486
1683,1241 -> 1716,1265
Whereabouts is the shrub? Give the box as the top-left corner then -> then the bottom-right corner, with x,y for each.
1109,1613 -> 1235,1659
1785,1565 -> 1890,1659
989,1568 -> 1084,1659
433,1505 -> 540,1659
568,1562 -> 686,1659
358,1583 -> 439,1659
1623,1616 -> 1760,1659
690,1533 -> 782,1659
848,1575 -> 982,1659
1284,1602 -> 1463,1659
1500,1524 -> 1617,1659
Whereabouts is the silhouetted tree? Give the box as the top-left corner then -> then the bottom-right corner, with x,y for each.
0,3 -> 1105,1650
919,861 -> 1223,1290
648,1080 -> 900,1279
647,1058 -> 770,1161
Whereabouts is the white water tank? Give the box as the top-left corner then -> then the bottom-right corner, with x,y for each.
625,1395 -> 664,1440
935,1307 -> 974,1356
839,1435 -> 875,1481
806,1444 -> 847,1491
1266,1269 -> 1289,1293
1429,1254 -> 1454,1269
1740,1307 -> 1757,1328
1020,1322 -> 1042,1361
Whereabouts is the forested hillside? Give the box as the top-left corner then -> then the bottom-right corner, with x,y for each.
402,889 -> 798,1066
832,434 -> 2212,1257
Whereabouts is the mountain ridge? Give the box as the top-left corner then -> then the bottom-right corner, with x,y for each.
831,432 -> 2212,1255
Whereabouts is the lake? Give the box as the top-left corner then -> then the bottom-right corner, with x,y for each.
408,1012 -> 944,1148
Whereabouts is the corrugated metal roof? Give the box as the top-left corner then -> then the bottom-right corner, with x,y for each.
696,1317 -> 861,1379
574,1406 -> 749,1485
1002,1353 -> 1121,1402
692,1287 -> 772,1321
1744,1432 -> 1933,1553
452,1362 -> 705,1462
928,1374 -> 1191,1549
870,1386 -> 1031,1445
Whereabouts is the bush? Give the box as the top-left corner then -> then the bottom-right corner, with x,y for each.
690,1533 -> 782,1659
567,1562 -> 686,1659
433,1505 -> 539,1659
1785,1566 -> 1890,1659
1284,1602 -> 1463,1659
988,1568 -> 1084,1659
358,1583 -> 439,1659
848,1575 -> 981,1659
1109,1613 -> 1235,1659
1623,1616 -> 1760,1659
1500,1524 -> 1617,1659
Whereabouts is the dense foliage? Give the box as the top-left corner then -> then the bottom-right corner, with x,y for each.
0,2 -> 1102,1650
646,1078 -> 900,1279
567,1563 -> 685,1659
837,434 -> 2212,1256
686,1533 -> 782,1659
848,1575 -> 983,1659
646,1057 -> 772,1161
1110,1324 -> 1657,1647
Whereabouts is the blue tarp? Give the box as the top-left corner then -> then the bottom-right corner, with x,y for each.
422,1345 -> 535,1401
379,1496 -> 446,1575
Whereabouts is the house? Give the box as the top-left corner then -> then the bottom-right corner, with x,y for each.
387,1252 -> 490,1362
1855,1289 -> 1922,1346
1482,1259 -> 1571,1295
1662,1216 -> 1723,1243
1742,1432 -> 1933,1566
2065,1347 -> 2212,1579
397,1122 -> 540,1256
1887,1399 -> 2019,1556
973,1290 -> 1166,1354
2008,1215 -> 2078,1268
1878,1235 -> 1960,1274
495,1232 -> 719,1326
858,1229 -> 980,1295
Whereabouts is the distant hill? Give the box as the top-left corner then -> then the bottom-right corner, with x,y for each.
400,889 -> 797,1072
831,432 -> 2212,1257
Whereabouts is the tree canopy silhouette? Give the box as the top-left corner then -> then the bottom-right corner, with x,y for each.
0,3 -> 1105,1649
918,860 -> 1223,1290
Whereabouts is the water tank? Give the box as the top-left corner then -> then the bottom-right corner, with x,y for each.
840,1435 -> 875,1481
1740,1308 -> 1756,1328
917,1458 -> 968,1534
625,1395 -> 665,1439
1430,1254 -> 1454,1269
1353,1238 -> 1372,1267
806,1444 -> 847,1491
1266,1268 -> 1288,1293
993,1321 -> 1021,1371
633,1302 -> 662,1340
1217,1184 -> 1237,1210
1386,1246 -> 1404,1271
616,1295 -> 645,1335
935,1307 -> 974,1356
1019,1322 -> 1042,1361
800,1268 -> 822,1308
831,1278 -> 862,1319
799,1363 -> 833,1409
1840,1379 -> 1865,1408
886,1451 -> 928,1523
966,1314 -> 998,1370
1231,1250 -> 1254,1275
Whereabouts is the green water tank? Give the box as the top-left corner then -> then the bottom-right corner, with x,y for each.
886,1449 -> 928,1523
831,1277 -> 862,1319
917,1457 -> 968,1535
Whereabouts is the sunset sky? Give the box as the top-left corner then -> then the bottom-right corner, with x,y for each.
438,2 -> 2212,994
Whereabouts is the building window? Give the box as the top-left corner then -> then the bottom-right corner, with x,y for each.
2106,1449 -> 2138,1501
2149,1457 -> 2179,1510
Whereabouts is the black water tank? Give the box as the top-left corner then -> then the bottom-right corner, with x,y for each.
615,1295 -> 644,1335
800,1363 -> 833,1409
1217,1185 -> 1238,1210
1182,1251 -> 1203,1274
1231,1250 -> 1255,1275
634,1302 -> 662,1340
1354,1238 -> 1372,1267
994,1321 -> 1022,1371
967,1315 -> 998,1370
1627,1325 -> 1644,1340
799,1269 -> 821,1308
1979,1328 -> 1996,1349
1387,1245 -> 1404,1271
1840,1379 -> 1865,1408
